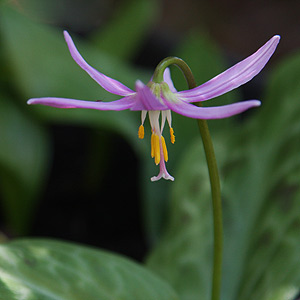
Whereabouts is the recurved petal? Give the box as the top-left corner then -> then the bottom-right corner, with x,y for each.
64,31 -> 134,96
27,96 -> 135,111
162,97 -> 261,119
178,35 -> 280,102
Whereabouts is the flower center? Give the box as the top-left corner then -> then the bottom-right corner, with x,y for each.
137,110 -> 175,181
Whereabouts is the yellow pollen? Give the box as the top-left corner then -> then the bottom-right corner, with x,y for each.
151,133 -> 161,165
138,125 -> 144,139
151,132 -> 155,158
161,136 -> 168,162
170,127 -> 175,144
154,134 -> 160,165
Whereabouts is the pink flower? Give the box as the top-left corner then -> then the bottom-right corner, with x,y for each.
28,31 -> 280,181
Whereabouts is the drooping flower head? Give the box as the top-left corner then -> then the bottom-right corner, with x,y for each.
28,31 -> 280,181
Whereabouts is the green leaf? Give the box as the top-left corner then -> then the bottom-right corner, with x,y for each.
266,286 -> 299,300
231,50 -> 300,300
0,94 -> 49,235
90,0 -> 159,60
0,239 -> 179,300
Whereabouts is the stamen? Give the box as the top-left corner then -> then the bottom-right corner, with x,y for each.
152,133 -> 160,165
138,125 -> 144,139
161,111 -> 167,132
161,136 -> 168,162
170,127 -> 175,144
151,132 -> 155,158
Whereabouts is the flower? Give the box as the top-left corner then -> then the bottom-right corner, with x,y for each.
28,31 -> 280,181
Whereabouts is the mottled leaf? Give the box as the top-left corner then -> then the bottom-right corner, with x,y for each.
0,239 -> 179,300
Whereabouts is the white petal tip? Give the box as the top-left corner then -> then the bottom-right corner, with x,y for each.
271,35 -> 281,47
253,100 -> 261,107
151,175 -> 175,182
273,35 -> 281,41
27,99 -> 34,105
135,80 -> 145,88
63,30 -> 70,38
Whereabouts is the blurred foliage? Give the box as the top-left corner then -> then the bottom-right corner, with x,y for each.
90,0 -> 159,60
0,94 -> 49,235
0,0 -> 300,300
0,239 -> 179,300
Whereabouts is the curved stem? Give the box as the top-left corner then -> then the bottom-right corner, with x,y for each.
152,57 -> 197,88
154,57 -> 223,300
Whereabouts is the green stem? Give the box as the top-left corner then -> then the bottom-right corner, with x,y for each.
153,57 -> 223,300
197,118 -> 223,300
152,57 -> 197,87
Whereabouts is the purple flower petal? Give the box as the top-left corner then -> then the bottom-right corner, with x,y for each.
163,68 -> 177,92
162,97 -> 261,119
64,31 -> 134,96
130,80 -> 167,111
178,35 -> 280,102
27,96 -> 135,111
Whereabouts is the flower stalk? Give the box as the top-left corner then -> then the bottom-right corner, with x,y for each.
153,57 -> 223,300
197,118 -> 223,300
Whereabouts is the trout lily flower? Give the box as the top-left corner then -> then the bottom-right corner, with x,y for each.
28,31 -> 280,181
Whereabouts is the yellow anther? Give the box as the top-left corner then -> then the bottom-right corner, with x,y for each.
151,132 -> 155,158
161,136 -> 168,162
138,125 -> 144,139
151,133 -> 160,165
154,134 -> 160,165
170,127 -> 175,144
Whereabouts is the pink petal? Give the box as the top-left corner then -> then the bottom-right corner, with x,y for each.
162,97 -> 261,119
163,68 -> 177,92
178,35 -> 280,102
64,31 -> 134,96
130,80 -> 168,111
27,96 -> 135,111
